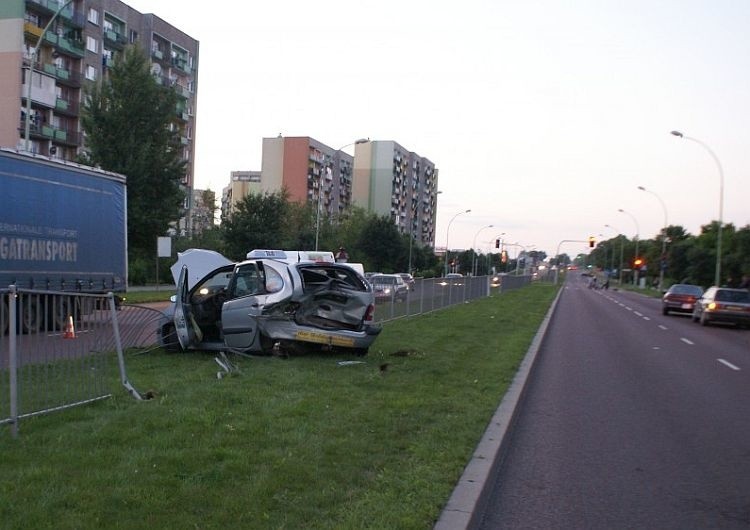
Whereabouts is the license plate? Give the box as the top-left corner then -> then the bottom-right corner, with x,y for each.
295,330 -> 355,347
681,303 -> 692,309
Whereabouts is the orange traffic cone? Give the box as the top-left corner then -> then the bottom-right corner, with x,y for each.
63,315 -> 76,339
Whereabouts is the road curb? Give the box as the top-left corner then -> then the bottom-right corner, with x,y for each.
434,286 -> 564,530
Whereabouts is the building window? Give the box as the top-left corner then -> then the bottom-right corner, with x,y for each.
85,64 -> 97,80
86,36 -> 98,53
88,8 -> 99,25
129,30 -> 138,43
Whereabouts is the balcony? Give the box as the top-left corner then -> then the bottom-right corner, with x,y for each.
43,32 -> 84,58
103,30 -> 127,49
25,0 -> 81,25
24,22 -> 44,39
55,97 -> 79,116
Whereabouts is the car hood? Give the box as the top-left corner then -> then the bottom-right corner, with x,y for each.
170,248 -> 234,290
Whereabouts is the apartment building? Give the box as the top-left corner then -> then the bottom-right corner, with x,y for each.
352,140 -> 439,248
261,136 -> 357,221
0,0 -> 198,231
221,170 -> 261,221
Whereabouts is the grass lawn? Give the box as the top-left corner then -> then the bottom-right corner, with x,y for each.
1,284 -> 559,529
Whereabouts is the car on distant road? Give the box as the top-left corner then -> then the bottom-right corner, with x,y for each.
398,273 -> 416,291
369,274 -> 409,302
490,272 -> 506,288
439,273 -> 464,287
662,283 -> 704,316
691,287 -> 750,327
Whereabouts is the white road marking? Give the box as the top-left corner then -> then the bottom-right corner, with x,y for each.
717,359 -> 740,371
652,346 -> 661,350
680,338 -> 694,345
658,325 -> 668,330
625,306 -> 632,311
634,311 -> 643,317
643,316 -> 651,321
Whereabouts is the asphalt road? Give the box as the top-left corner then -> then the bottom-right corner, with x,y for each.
477,274 -> 750,529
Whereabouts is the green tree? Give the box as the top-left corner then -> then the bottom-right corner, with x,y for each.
80,46 -> 186,261
221,190 -> 291,260
356,215 -> 405,272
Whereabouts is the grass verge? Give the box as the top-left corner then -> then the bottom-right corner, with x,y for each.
1,283 -> 559,529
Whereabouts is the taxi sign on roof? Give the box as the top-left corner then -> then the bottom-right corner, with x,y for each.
245,249 -> 335,263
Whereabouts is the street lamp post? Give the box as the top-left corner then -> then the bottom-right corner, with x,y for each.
444,209 -> 471,276
604,224 -> 624,285
670,130 -> 724,286
638,185 -> 668,291
618,208 -> 640,285
315,138 -> 369,251
471,224 -> 493,276
24,0 -> 75,153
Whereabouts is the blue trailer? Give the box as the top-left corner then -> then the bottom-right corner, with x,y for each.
0,149 -> 127,332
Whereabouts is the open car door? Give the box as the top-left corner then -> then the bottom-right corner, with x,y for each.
173,265 -> 202,350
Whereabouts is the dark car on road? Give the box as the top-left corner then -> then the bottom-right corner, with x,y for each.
662,283 -> 703,316
692,287 -> 750,327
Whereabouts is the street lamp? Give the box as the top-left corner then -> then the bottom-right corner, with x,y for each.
638,185 -> 668,291
315,138 -> 369,251
618,208 -> 640,285
444,209 -> 471,276
24,0 -> 75,153
471,224 -> 493,276
670,130 -> 724,286
604,224 -> 624,285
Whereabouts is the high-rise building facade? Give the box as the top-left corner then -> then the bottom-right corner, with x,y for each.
221,170 -> 261,220
261,136 -> 356,220
0,0 -> 198,231
352,140 -> 439,247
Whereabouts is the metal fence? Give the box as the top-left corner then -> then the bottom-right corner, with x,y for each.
373,274 -> 533,323
1,275 -> 535,436
0,286 -> 155,437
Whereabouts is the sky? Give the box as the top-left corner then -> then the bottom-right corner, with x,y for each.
125,0 -> 750,259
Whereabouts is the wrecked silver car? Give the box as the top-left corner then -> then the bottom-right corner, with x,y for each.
159,249 -> 381,356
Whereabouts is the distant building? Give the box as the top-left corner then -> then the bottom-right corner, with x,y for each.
0,0 -> 198,234
191,188 -> 216,234
352,140 -> 439,248
221,170 -> 261,220
223,136 -> 440,248
261,136 -> 356,220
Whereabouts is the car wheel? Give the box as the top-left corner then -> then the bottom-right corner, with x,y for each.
161,324 -> 182,352
662,306 -> 669,316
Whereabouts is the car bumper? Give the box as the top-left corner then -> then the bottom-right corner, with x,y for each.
258,319 -> 381,349
700,310 -> 750,325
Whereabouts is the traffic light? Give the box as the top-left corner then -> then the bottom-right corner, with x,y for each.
495,239 -> 500,248
588,236 -> 596,248
501,250 -> 508,263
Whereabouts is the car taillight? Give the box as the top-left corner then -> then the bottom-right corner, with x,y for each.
364,304 -> 375,323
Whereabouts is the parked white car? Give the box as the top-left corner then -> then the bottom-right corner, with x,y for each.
159,249 -> 381,356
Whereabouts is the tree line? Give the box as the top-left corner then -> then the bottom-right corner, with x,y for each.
585,222 -> 750,288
